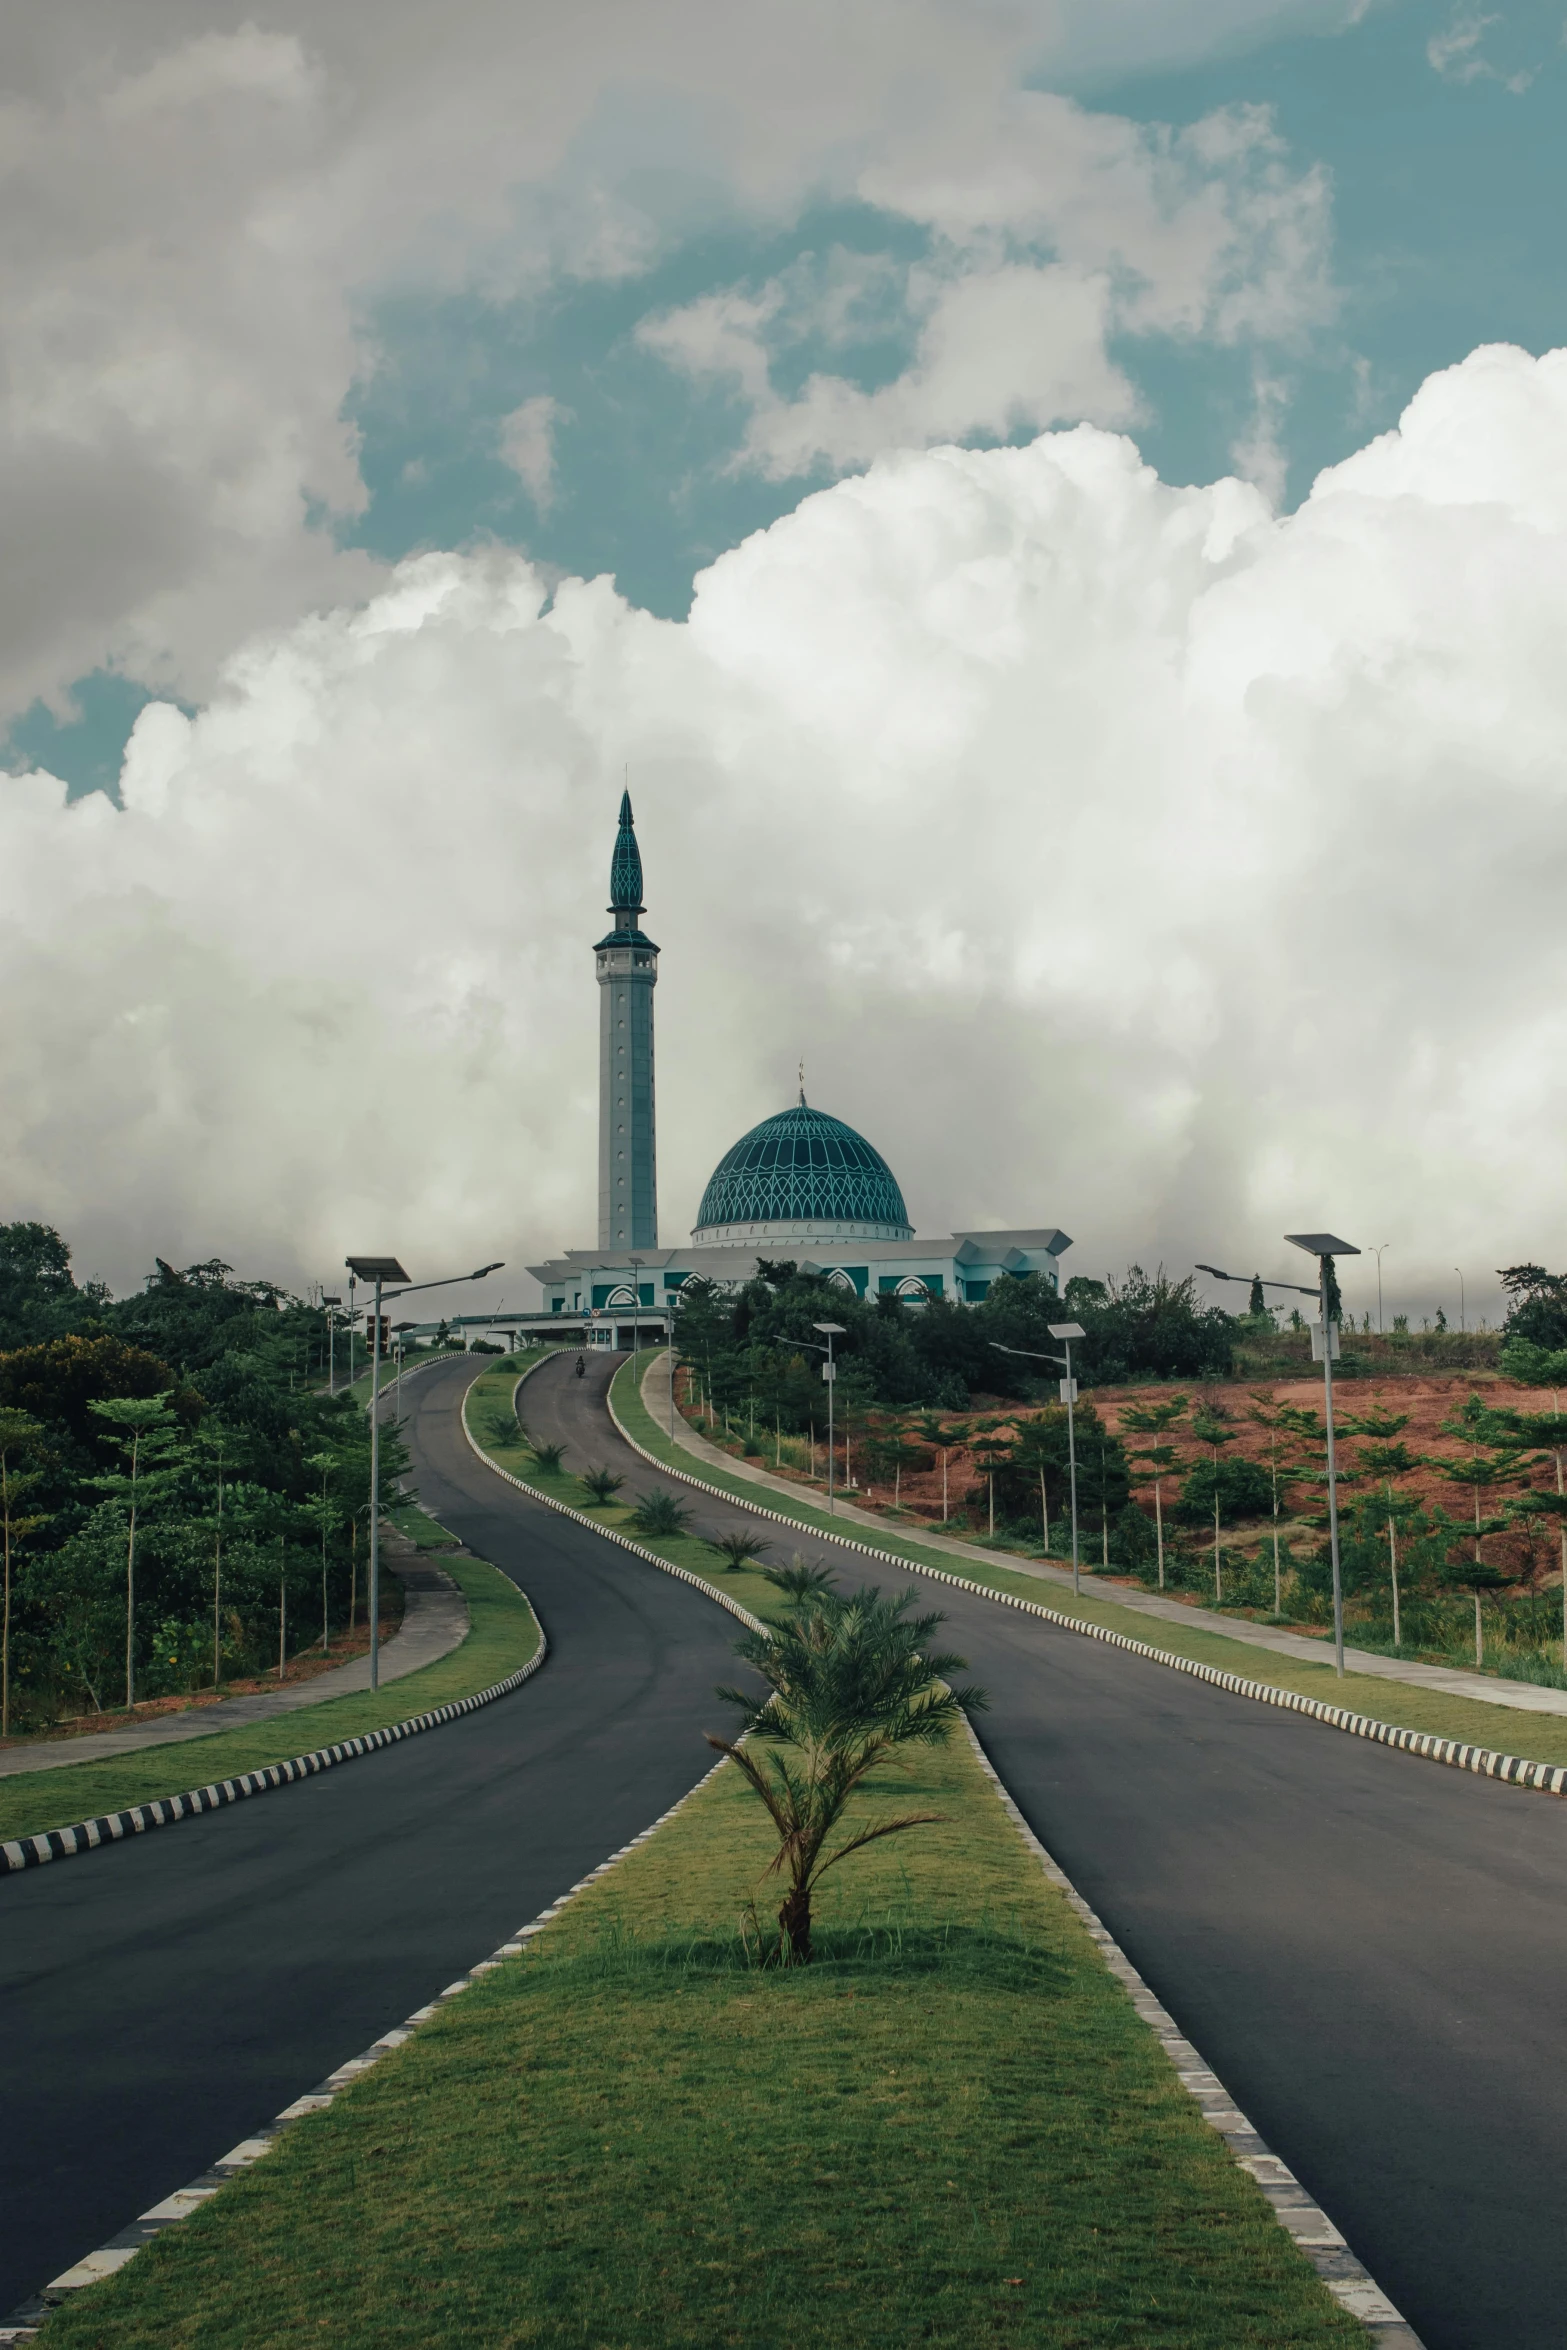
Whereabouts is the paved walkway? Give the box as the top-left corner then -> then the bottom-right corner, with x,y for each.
641,1352 -> 1567,1723
0,1538 -> 470,1779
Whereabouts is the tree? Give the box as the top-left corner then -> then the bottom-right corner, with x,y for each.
1338,1408 -> 1417,1646
1498,1263 -> 1567,1351
305,1450 -> 343,1655
1245,1393 -> 1307,1619
0,1409 -> 48,1735
580,1466 -> 627,1506
629,1490 -> 691,1539
970,1426 -> 1015,1539
1189,1404 -> 1235,1604
708,1531 -> 771,1572
1439,1547 -> 1526,1669
1008,1415 -> 1062,1554
87,1393 -> 182,1708
1120,1397 -> 1188,1591
1515,1411 -> 1567,1651
710,1567 -> 984,1963
918,1417 -> 971,1523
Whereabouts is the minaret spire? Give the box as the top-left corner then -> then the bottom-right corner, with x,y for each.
608,788 -> 644,924
595,789 -> 658,1250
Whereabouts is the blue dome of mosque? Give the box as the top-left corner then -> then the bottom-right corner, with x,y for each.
692,1098 -> 912,1245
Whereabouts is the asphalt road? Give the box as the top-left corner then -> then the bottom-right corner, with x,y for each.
548,1349 -> 1567,2350
0,1354 -> 740,2319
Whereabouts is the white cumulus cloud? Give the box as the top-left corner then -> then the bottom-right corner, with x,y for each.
6,344 -> 1563,1328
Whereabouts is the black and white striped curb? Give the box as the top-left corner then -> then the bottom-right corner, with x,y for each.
607,1377 -> 1567,1805
0,1754 -> 729,2343
485,1370 -> 1423,2340
963,1721 -> 1424,2345
460,1367 -> 767,1638
0,1608 -> 549,1879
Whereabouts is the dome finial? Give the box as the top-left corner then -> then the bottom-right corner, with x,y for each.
608,783 -> 644,919
798,1055 -> 806,1107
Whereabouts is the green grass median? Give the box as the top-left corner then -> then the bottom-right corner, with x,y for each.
611,1354 -> 1567,1774
40,1712 -> 1360,2349
0,1553 -> 542,1848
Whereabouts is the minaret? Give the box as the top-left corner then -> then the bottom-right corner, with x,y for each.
596,790 -> 659,1250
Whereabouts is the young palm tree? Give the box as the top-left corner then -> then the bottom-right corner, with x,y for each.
580,1466 -> 627,1505
711,1567 -> 984,1963
529,1441 -> 567,1472
708,1530 -> 772,1571
629,1489 -> 691,1538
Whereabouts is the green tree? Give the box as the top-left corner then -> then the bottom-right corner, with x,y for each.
917,1417 -> 971,1524
0,1408 -> 48,1735
707,1530 -> 771,1572
1121,1396 -> 1188,1591
580,1466 -> 627,1506
87,1392 -> 182,1707
1189,1404 -> 1235,1604
710,1568 -> 984,1963
1343,1410 -> 1417,1649
1245,1393 -> 1307,1618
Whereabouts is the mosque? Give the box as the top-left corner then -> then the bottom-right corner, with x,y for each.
526,795 -> 1070,1339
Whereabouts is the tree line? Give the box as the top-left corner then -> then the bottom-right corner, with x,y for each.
0,1222 -> 404,1737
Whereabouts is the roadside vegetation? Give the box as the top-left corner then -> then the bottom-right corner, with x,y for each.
0,1551 -> 542,1847
0,1222 -> 432,1741
664,1256 -> 1567,1693
41,1679 -> 1361,2349
608,1355 -> 1567,1773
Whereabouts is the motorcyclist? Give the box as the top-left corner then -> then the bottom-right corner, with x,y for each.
575,1353 -> 586,1379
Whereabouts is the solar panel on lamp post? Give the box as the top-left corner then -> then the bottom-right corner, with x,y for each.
1196,1234 -> 1361,1676
345,1255 -> 504,1688
991,1333 -> 1088,1594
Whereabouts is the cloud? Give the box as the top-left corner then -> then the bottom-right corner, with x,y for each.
3,343 -> 1567,1329
498,396 -> 568,506
639,95 -> 1332,478
3,6 -> 1338,724
1426,10 -> 1537,90
640,263 -> 1140,478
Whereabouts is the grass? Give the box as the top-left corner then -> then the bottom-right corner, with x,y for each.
611,1356 -> 1567,1772
40,1721 -> 1361,2349
0,1553 -> 541,1847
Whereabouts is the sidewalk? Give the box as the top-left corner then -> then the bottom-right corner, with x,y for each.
640,1352 -> 1567,1723
0,1536 -> 471,1780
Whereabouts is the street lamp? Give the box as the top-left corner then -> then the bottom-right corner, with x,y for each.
1368,1245 -> 1389,1335
345,1254 -> 504,1688
1454,1268 -> 1466,1334
323,1293 -> 342,1394
813,1322 -> 848,1513
628,1255 -> 643,1360
993,1326 -> 1087,1595
1197,1233 -> 1360,1676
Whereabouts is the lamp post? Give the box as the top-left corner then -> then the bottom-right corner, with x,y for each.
813,1322 -> 847,1513
323,1293 -> 342,1393
628,1256 -> 643,1359
345,1255 -> 503,1688
991,1324 -> 1087,1596
1197,1233 -> 1360,1676
1368,1245 -> 1389,1335
1454,1268 -> 1466,1334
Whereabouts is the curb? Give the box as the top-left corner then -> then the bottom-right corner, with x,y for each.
459,1367 -> 767,1638
0,1596 -> 549,1880
964,1720 -> 1424,2346
607,1372 -> 1567,1805
0,1753 -> 729,2343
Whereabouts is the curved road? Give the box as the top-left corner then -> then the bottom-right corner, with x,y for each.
543,1350 -> 1567,2350
0,1355 -> 742,2318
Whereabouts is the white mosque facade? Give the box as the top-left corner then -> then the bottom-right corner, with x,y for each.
526,796 -> 1070,1340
